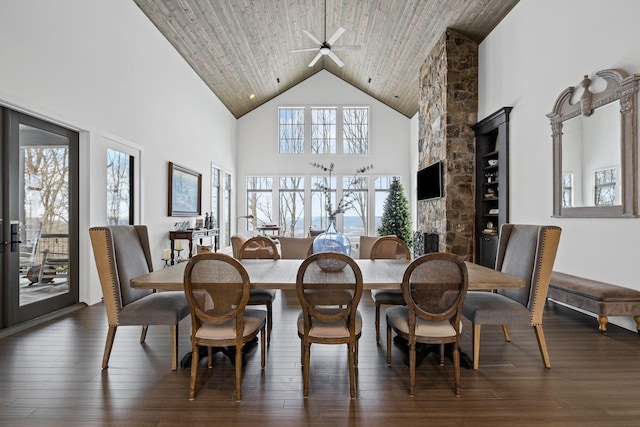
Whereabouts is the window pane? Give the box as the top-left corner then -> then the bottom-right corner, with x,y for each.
210,166 -> 220,228
279,108 -> 304,154
106,148 -> 133,225
247,177 -> 273,230
561,172 -> 573,208
311,108 -> 336,154
594,168 -> 616,206
343,107 -> 369,154
223,172 -> 231,246
311,176 -> 335,231
343,176 -> 368,237
279,176 -> 304,237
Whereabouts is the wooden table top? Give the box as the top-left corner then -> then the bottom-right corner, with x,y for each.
131,258 -> 524,291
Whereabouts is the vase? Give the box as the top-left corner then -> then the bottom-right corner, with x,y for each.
312,216 -> 351,271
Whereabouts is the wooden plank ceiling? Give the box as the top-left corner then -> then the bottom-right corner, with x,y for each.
134,0 -> 519,119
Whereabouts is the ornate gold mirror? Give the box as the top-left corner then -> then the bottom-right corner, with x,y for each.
547,69 -> 639,218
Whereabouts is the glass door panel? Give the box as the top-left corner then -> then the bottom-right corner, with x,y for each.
2,108 -> 78,328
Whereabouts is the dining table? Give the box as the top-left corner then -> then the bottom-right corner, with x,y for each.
131,257 -> 524,369
131,258 -> 524,291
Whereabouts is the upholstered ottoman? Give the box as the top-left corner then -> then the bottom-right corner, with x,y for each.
548,271 -> 640,333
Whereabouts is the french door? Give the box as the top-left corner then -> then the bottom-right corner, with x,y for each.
1,108 -> 79,328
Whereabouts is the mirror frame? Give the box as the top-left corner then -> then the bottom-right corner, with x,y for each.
547,69 -> 639,218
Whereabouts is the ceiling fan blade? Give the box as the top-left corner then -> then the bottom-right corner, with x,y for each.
290,48 -> 319,53
326,27 -> 345,45
302,30 -> 322,46
308,52 -> 323,67
328,51 -> 344,67
331,45 -> 361,51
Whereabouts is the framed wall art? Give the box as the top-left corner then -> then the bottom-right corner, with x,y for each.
168,162 -> 202,217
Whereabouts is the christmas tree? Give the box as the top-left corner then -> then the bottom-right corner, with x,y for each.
377,178 -> 412,247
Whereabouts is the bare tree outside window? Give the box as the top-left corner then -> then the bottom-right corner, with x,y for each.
247,177 -> 273,229
343,107 -> 369,154
311,108 -> 336,153
23,146 -> 69,234
106,148 -> 132,225
342,175 -> 368,237
311,176 -> 336,232
279,176 -> 304,237
279,108 -> 304,154
594,168 -> 616,206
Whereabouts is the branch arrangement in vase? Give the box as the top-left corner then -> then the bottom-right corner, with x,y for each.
310,162 -> 373,217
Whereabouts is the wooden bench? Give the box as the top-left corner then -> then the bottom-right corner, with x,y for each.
548,271 -> 640,333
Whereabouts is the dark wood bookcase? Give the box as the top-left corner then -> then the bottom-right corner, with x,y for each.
472,107 -> 512,268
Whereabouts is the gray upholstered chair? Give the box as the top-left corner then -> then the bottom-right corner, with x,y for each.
238,235 -> 278,344
89,225 -> 190,370
276,236 -> 314,259
386,252 -> 468,397
462,224 -> 562,370
183,253 -> 266,401
369,235 -> 411,343
296,252 -> 363,398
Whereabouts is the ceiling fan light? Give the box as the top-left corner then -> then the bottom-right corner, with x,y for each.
319,46 -> 331,55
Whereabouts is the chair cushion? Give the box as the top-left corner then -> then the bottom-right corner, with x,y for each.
118,291 -> 190,326
248,289 -> 277,305
297,310 -> 362,339
386,306 -> 460,338
462,291 -> 532,325
371,289 -> 404,305
195,309 -> 267,340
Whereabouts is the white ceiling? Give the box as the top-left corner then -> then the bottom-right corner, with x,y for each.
134,0 -> 519,118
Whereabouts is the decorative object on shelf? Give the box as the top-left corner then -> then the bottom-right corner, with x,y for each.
161,248 -> 171,268
488,159 -> 498,166
168,162 -> 202,217
195,218 -> 204,228
310,162 -> 372,270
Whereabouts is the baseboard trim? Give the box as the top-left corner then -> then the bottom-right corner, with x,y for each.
0,303 -> 87,339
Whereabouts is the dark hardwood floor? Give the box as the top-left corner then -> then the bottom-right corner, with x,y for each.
1,290 -> 639,426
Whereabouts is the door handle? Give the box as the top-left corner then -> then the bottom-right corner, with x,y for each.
10,222 -> 20,252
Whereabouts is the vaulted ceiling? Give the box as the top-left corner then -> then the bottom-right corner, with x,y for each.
134,0 -> 519,119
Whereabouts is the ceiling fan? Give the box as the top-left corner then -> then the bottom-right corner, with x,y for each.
290,1 -> 360,67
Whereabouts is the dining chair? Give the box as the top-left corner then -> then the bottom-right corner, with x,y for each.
183,253 -> 266,401
296,252 -> 363,398
89,225 -> 190,370
462,224 -> 562,370
370,235 -> 411,343
238,235 -> 278,344
386,252 -> 468,397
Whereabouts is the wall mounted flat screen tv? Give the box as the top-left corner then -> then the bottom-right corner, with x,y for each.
417,160 -> 443,201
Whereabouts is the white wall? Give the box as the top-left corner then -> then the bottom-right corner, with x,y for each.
0,0 -> 237,304
479,0 -> 640,331
236,70 -> 412,232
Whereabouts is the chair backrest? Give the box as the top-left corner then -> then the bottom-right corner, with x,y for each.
183,253 -> 251,341
277,236 -> 314,259
238,235 -> 279,259
358,235 -> 380,259
89,225 -> 154,325
296,252 -> 363,327
370,235 -> 411,260
495,224 -> 562,324
402,252 -> 468,332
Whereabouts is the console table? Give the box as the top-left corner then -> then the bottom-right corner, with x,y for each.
168,228 -> 219,265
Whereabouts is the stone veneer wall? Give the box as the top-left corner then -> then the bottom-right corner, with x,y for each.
417,29 -> 478,259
